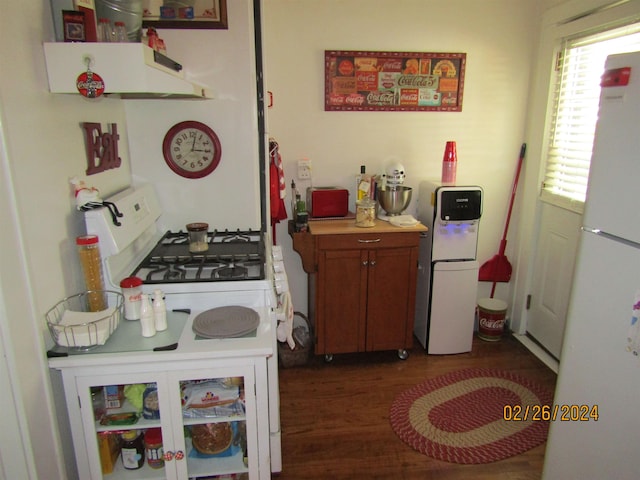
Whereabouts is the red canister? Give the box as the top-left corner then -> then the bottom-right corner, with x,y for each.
120,276 -> 143,320
477,298 -> 508,341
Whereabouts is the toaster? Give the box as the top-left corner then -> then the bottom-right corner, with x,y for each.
306,187 -> 349,218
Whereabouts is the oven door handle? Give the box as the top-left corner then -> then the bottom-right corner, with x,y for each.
153,342 -> 178,351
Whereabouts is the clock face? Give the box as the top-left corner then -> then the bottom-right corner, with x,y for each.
162,121 -> 222,179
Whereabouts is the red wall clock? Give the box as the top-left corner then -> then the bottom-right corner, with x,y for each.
162,121 -> 222,179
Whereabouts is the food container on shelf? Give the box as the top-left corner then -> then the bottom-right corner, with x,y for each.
46,291 -> 123,350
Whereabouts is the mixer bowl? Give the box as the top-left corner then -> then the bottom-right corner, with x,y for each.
377,186 -> 412,216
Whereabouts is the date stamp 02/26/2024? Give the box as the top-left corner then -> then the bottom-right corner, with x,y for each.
503,404 -> 599,422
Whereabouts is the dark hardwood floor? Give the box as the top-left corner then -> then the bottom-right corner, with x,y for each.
275,334 -> 557,480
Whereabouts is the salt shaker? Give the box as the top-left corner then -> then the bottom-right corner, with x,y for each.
139,294 -> 156,337
152,289 -> 167,331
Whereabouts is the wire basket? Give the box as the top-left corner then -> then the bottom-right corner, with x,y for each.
46,291 -> 123,350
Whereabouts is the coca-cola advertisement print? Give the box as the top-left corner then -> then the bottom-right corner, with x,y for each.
325,50 -> 466,112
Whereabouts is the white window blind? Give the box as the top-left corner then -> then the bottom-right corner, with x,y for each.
541,22 -> 640,212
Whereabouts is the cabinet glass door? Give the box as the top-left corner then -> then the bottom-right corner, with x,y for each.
77,372 -> 169,480
168,366 -> 257,480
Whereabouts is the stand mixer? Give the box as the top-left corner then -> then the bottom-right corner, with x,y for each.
376,162 -> 418,225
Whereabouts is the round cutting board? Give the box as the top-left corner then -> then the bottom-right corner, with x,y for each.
192,306 -> 260,339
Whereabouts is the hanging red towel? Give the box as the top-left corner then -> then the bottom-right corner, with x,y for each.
269,139 -> 287,242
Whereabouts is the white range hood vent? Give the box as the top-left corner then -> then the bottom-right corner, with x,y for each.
43,42 -> 213,99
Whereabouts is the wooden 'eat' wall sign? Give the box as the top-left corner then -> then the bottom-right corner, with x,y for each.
82,122 -> 122,175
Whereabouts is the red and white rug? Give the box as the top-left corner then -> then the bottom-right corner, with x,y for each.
389,368 -> 553,464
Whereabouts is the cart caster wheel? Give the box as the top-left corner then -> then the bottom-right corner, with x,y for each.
324,354 -> 334,363
398,349 -> 409,360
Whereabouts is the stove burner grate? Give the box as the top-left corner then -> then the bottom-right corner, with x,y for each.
216,265 -> 249,278
132,230 -> 266,284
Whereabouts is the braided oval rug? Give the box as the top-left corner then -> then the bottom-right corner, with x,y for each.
389,368 -> 553,464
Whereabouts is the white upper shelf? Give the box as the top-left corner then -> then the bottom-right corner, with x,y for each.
43,42 -> 213,99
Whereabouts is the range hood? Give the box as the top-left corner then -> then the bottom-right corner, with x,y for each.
43,43 -> 213,99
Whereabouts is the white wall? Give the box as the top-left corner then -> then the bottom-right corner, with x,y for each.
125,0 -> 263,232
263,0 -> 542,317
0,2 -> 131,478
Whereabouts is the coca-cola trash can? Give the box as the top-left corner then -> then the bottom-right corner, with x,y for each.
477,298 -> 507,341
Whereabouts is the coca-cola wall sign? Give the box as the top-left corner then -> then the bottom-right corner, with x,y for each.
325,50 -> 466,112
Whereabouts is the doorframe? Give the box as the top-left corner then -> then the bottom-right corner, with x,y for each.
0,108 -> 38,479
511,0 -> 640,371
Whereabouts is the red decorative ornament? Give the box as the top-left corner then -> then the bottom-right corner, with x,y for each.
76,70 -> 105,98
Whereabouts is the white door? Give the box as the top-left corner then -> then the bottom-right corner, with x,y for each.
526,202 -> 581,358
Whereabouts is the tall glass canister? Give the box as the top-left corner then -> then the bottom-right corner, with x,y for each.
76,235 -> 106,311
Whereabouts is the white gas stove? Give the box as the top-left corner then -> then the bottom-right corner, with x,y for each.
83,183 -> 282,473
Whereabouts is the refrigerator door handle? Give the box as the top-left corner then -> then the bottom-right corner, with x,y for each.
583,226 -> 640,249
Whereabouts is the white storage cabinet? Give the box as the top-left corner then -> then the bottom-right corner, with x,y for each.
52,355 -> 270,480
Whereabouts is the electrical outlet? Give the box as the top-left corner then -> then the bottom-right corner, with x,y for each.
298,158 -> 312,179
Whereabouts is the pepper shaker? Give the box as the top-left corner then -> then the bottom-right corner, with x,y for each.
139,294 -> 156,337
152,289 -> 167,331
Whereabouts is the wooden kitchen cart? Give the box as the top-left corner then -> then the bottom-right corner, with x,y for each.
290,219 -> 428,361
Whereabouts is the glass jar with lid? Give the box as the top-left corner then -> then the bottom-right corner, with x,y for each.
186,223 -> 209,253
76,235 -> 106,311
120,430 -> 144,470
355,198 -> 376,227
144,428 -> 164,469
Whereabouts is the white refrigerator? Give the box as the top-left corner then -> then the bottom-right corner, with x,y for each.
543,51 -> 640,479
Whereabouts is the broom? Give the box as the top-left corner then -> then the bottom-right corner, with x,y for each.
479,143 -> 526,297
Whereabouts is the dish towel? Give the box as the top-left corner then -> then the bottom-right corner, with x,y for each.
276,290 -> 295,350
269,138 -> 287,242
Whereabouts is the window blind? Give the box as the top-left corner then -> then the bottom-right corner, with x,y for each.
541,22 -> 640,212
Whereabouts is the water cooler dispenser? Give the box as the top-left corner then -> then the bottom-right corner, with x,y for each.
414,182 -> 483,354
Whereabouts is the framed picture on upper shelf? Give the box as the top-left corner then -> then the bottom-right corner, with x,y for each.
142,0 -> 227,29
